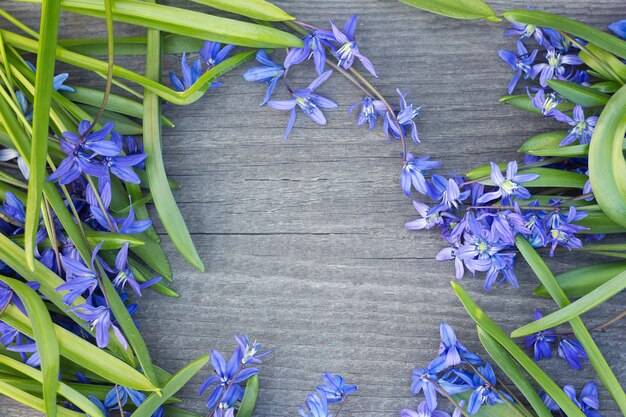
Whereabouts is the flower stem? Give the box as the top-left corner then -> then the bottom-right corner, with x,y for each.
424,376 -> 469,417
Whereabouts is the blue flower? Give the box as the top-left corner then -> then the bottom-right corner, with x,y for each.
558,338 -> 588,370
456,216 -> 508,273
436,245 -> 465,280
505,22 -> 545,45
169,53 -> 202,92
103,131 -> 147,183
243,50 -> 285,105
235,334 -> 271,365
316,373 -> 358,403
284,34 -> 329,75
609,19 -> 626,39
552,105 -> 598,146
118,204 -> 152,234
466,364 -> 505,415
542,28 -> 573,52
406,201 -> 457,231
529,88 -> 563,118
384,89 -> 422,144
299,392 -> 330,417
544,206 -> 588,256
436,322 -> 482,370
349,97 -> 386,130
484,252 -> 517,290
538,389 -> 560,411
199,348 -> 258,411
401,153 -> 441,197
104,385 -> 146,410
530,47 -> 583,87
478,209 -> 530,245
326,16 -> 377,77
523,309 -> 557,361
0,192 -> 26,234
200,41 -> 235,69
401,401 -> 451,417
47,121 -> 120,185
498,40 -> 538,94
53,73 -> 76,93
70,304 -> 127,349
0,147 -> 29,179
428,175 -> 470,214
564,381 -> 602,417
412,359 -> 451,411
112,242 -> 142,296
56,242 -> 103,305
477,161 -> 539,205
268,70 -> 338,139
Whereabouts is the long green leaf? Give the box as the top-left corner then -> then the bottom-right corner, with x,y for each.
0,277 -> 59,417
535,261 -> 626,298
546,79 -> 610,107
0,379 -> 84,417
0,354 -> 105,417
59,34 -> 204,56
1,305 -> 157,391
188,0 -> 294,21
477,167 -> 587,188
451,282 -> 585,417
131,354 -> 209,417
143,22 -> 204,271
18,0 -> 302,48
10,230 -> 145,250
588,84 -> 626,228
515,236 -> 626,413
236,374 -> 259,417
576,211 -> 626,234
476,328 -> 553,417
512,270 -> 626,336
502,10 -> 626,59
24,0 -> 62,271
398,0 -> 499,21
500,94 -> 574,115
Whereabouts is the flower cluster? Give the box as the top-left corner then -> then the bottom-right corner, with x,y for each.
298,372 -> 357,417
411,323 -> 511,416
540,381 -> 603,417
199,335 -> 270,415
169,41 -> 235,91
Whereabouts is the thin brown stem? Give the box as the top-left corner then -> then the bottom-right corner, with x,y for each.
424,376 -> 469,417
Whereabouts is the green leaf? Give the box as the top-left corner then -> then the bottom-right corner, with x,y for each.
590,81 -> 621,93
477,167 -> 587,189
1,304 -> 157,391
24,0 -> 62,272
451,282 -> 586,417
517,131 -> 569,153
188,0 -> 294,21
535,261 -> 626,298
515,236 -> 626,413
59,34 -> 204,56
131,354 -> 209,417
477,328 -> 553,417
576,211 -> 626,234
0,354 -> 105,417
579,43 -> 626,84
0,379 -> 85,417
502,10 -> 626,59
499,94 -> 574,114
513,269 -> 626,337
0,277 -> 59,417
588,84 -> 626,229
143,26 -> 204,271
130,234 -> 173,281
10,230 -> 145,250
77,103 -> 143,135
1,29 -> 257,106
453,390 -> 528,417
62,85 -> 175,127
237,374 -> 259,417
546,79 -> 610,107
398,0 -> 499,21
21,0 -> 302,48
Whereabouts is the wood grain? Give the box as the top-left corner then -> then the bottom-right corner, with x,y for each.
1,1 -> 624,416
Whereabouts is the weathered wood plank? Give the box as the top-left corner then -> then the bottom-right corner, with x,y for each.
0,0 -> 624,416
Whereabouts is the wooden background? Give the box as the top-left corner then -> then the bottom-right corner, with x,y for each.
1,0 -> 625,416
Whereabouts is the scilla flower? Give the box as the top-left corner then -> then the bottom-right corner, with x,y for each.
243,50 -> 285,105
401,153 -> 441,196
609,19 -> 626,39
325,15 -> 377,77
401,401 -> 450,417
530,47 -> 583,87
498,40 -> 538,94
349,97 -> 386,130
477,161 -> 539,205
268,70 -> 338,139
523,309 -> 557,361
552,105 -> 598,146
316,373 -> 358,403
169,53 -> 202,92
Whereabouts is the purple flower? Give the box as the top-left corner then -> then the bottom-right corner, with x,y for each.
268,70 -> 338,139
406,201 -> 457,231
53,73 -> 75,93
609,19 -> 626,39
564,381 -> 602,417
47,121 -> 119,185
0,192 -> 26,234
70,304 -> 127,349
384,89 -> 422,144
401,401 -> 451,417
401,154 -> 441,196
284,34 -> 329,75
542,28 -> 573,52
104,385 -> 146,410
299,392 -> 330,417
505,22 -> 545,45
484,252 -> 518,290
169,53 -> 202,92
558,338 -> 588,370
498,40 -> 538,94
530,47 -> 583,87
523,309 -> 557,361
529,88 -> 563,118
243,50 -> 285,105
8,342 -> 40,367
544,206 -> 588,256
118,204 -> 152,235
102,131 -> 147,183
200,41 -> 235,69
428,175 -> 470,214
552,105 -> 598,146
326,16 -> 377,77
412,358 -> 455,411
466,364 -> 504,415
56,242 -> 103,305
538,390 -> 560,411
456,216 -> 508,274
112,242 -> 142,296
436,322 -> 482,370
477,161 -> 539,205
316,373 -> 358,403
349,97 -> 386,130
436,245 -> 465,280
478,209 -> 530,245
235,334 -> 271,365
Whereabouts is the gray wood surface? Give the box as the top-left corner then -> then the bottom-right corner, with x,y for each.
1,0 -> 625,416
